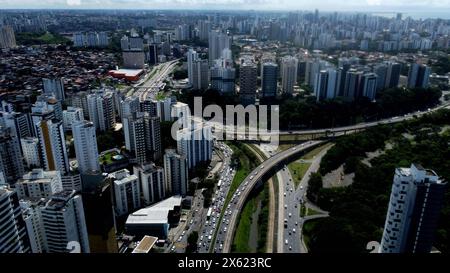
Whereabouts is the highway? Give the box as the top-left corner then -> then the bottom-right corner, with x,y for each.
197,143 -> 236,253
210,101 -> 450,139
132,59 -> 179,101
221,140 -> 325,253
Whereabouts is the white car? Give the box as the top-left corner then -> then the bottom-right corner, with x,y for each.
293,228 -> 296,233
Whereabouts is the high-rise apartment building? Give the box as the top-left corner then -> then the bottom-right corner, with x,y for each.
408,63 -> 431,89
163,149 -> 188,196
281,56 -> 299,94
20,137 -> 41,168
192,59 -> 210,90
239,60 -> 258,106
176,122 -> 213,169
210,58 -> 236,94
261,62 -> 278,98
0,25 -> 16,49
23,190 -> 90,253
72,121 -> 100,174
16,169 -> 63,199
62,107 -> 84,131
208,30 -> 232,63
380,164 -> 446,253
361,73 -> 378,101
87,90 -> 116,132
36,119 -> 70,175
42,78 -> 65,102
0,186 -> 31,253
123,112 -> 161,164
110,169 -> 141,216
187,48 -> 199,87
133,163 -> 165,205
0,128 -> 25,184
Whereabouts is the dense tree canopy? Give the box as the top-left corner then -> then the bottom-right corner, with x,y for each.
305,109 -> 450,253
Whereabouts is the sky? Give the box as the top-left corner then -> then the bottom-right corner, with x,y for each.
1,0 -> 450,14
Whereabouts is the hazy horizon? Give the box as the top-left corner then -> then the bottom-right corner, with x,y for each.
0,0 -> 450,19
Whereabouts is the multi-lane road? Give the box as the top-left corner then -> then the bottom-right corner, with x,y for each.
197,143 -> 235,253
131,59 -> 179,101
210,101 -> 450,139
221,140 -> 325,252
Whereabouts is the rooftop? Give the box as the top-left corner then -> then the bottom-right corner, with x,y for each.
126,196 -> 182,225
132,236 -> 158,253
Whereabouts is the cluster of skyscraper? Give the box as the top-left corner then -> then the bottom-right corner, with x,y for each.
0,74 -> 213,252
73,31 -> 109,48
309,58 -> 431,102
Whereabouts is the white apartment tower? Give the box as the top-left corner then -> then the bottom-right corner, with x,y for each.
16,169 -> 63,199
0,186 -> 31,253
187,48 -> 199,87
110,169 -> 141,216
62,107 -> 84,131
133,163 -> 165,205
163,149 -> 188,196
72,121 -> 100,174
380,164 -> 446,253
38,190 -> 90,253
20,137 -> 41,168
176,122 -> 213,169
87,91 -> 116,132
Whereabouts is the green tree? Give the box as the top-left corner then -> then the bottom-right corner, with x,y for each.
186,231 -> 199,253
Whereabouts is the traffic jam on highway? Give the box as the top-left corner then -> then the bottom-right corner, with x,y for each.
197,143 -> 235,253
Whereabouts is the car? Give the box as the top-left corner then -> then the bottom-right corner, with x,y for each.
284,192 -> 286,196
210,230 -> 213,235
284,205 -> 287,209
219,244 -> 223,250
177,236 -> 182,242
290,188 -> 293,192
224,227 -> 227,232
289,213 -> 292,217
285,239 -> 289,245
208,235 -> 212,241
289,246 -> 292,250
293,228 -> 296,233
295,221 -> 298,226
260,165 -> 265,169
181,231 -> 186,236
300,186 -> 304,190
171,246 -> 176,252
200,235 -> 203,241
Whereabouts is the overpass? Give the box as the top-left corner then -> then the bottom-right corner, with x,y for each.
211,101 -> 450,140
221,140 -> 325,253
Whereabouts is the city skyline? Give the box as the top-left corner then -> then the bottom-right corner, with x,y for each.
1,5 -> 449,256
1,0 -> 450,17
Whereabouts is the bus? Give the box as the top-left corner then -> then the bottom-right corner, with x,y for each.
206,208 -> 212,219
217,180 -> 222,189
